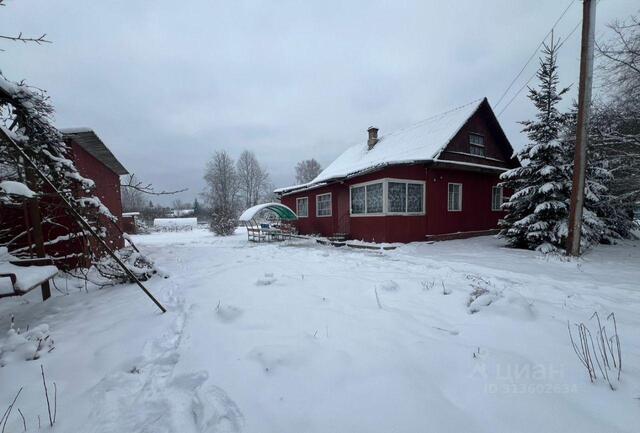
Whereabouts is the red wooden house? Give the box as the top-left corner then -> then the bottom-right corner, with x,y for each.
276,98 -> 519,243
0,128 -> 128,267
61,128 -> 128,249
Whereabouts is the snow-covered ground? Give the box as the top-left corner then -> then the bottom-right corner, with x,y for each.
0,228 -> 639,432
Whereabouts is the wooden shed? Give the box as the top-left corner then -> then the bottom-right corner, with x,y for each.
0,128 -> 128,268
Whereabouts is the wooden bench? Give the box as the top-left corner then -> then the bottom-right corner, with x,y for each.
0,258 -> 58,299
247,225 -> 296,243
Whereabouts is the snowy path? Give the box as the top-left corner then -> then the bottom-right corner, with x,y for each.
1,228 -> 639,432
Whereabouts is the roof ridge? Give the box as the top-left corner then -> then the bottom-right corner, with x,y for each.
62,128 -> 129,176
350,98 -> 484,164
317,98 -> 486,157
378,98 -> 485,140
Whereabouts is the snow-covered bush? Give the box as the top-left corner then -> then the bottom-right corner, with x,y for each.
466,276 -> 499,313
0,323 -> 54,367
210,206 -> 237,236
93,248 -> 158,284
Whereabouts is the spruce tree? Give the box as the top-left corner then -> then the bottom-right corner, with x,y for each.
499,37 -> 573,253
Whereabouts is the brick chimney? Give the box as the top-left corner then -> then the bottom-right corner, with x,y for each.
367,126 -> 379,150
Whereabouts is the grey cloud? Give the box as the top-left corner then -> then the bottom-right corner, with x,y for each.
1,0 -> 636,204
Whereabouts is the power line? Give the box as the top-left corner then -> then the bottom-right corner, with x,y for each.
557,18 -> 583,50
494,0 -> 576,109
497,70 -> 537,117
497,2 -> 592,118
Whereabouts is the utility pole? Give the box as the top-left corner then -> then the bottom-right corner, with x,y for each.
566,0 -> 596,256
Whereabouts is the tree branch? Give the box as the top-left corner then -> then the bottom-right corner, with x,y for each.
121,174 -> 187,196
0,33 -> 51,45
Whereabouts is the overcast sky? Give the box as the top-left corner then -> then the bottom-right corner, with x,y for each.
1,0 -> 637,205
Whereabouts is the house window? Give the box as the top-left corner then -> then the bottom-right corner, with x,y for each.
387,181 -> 424,214
469,133 -> 485,157
296,197 -> 308,217
491,186 -> 504,211
351,179 -> 425,215
350,182 -> 383,215
351,186 -> 365,214
388,182 -> 407,212
366,183 -> 383,213
407,183 -> 424,213
316,193 -> 332,217
448,183 -> 462,211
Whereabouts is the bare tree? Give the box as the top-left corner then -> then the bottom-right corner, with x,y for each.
204,151 -> 239,235
120,173 -> 187,213
236,150 -> 270,208
295,158 -> 321,184
171,198 -> 185,210
594,13 -> 640,153
121,175 -> 146,212
592,12 -> 640,228
0,0 -> 52,50
121,173 -> 187,196
596,14 -> 640,98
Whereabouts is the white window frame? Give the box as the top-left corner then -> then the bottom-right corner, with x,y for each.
349,179 -> 385,217
386,178 -> 426,215
491,186 -> 504,211
349,185 -> 367,215
296,196 -> 308,218
448,183 -> 462,212
349,178 -> 426,216
469,133 -> 486,157
316,192 -> 332,217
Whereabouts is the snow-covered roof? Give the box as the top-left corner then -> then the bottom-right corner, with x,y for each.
60,128 -> 129,176
58,127 -> 93,134
153,218 -> 198,227
275,99 -> 485,194
122,212 -> 140,217
239,203 -> 297,222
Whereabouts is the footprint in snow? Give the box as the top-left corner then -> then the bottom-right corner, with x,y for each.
248,345 -> 307,374
377,280 -> 399,291
216,304 -> 243,323
193,383 -> 244,433
170,370 -> 209,389
256,273 -> 276,286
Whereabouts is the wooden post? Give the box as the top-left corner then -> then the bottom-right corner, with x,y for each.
25,168 -> 51,300
566,0 -> 596,256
